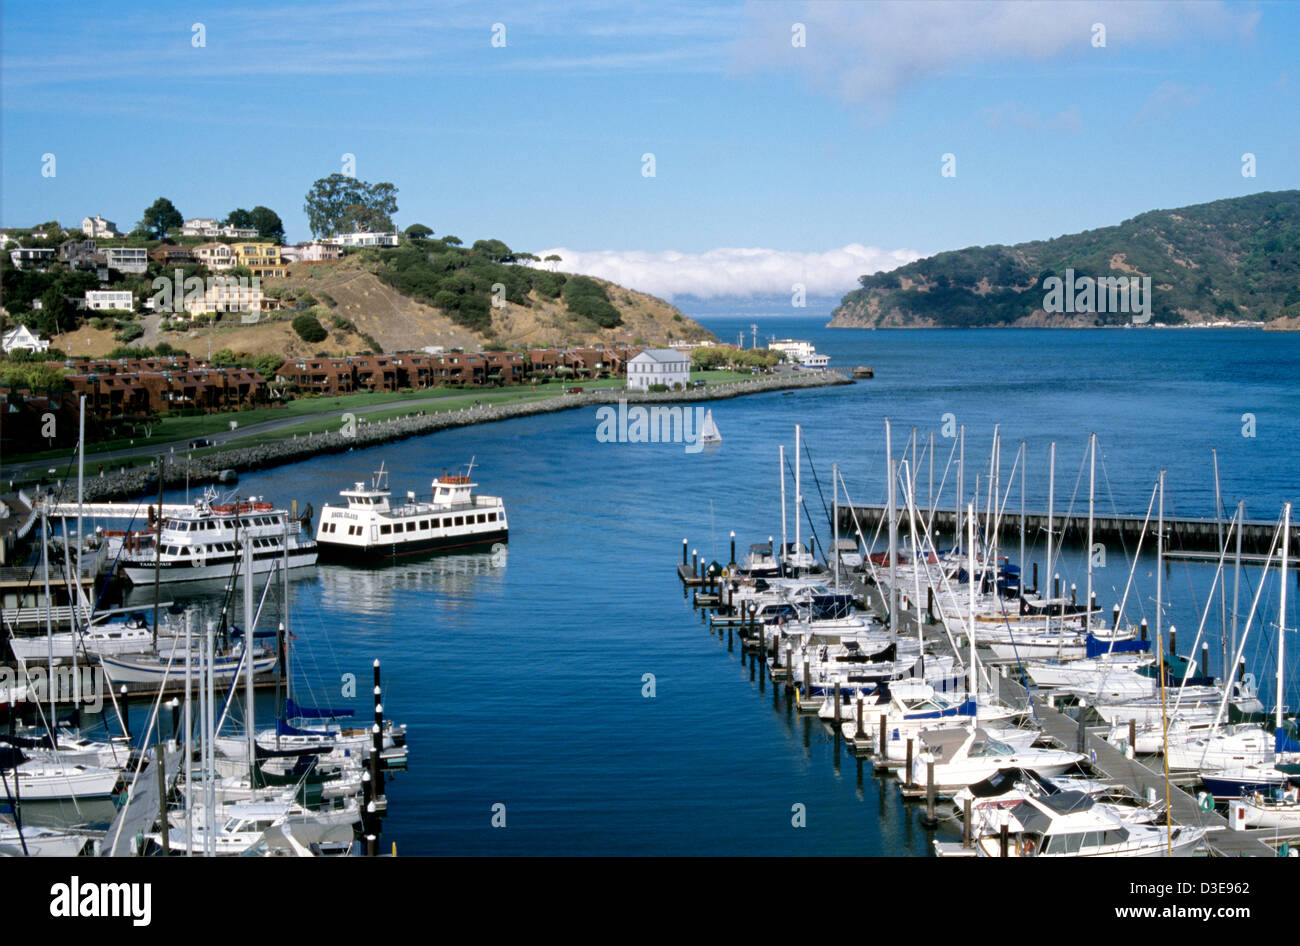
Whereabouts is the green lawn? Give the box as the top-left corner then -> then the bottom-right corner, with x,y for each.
7,370 -> 758,467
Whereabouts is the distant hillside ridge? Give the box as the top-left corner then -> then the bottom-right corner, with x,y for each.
829,190 -> 1300,328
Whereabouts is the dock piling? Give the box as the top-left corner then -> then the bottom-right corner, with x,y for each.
905,738 -> 914,788
879,714 -> 887,756
963,797 -> 972,848
856,698 -> 864,740
922,760 -> 937,827
833,683 -> 841,725
682,538 -> 687,566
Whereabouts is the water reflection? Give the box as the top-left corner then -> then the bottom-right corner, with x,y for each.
315,548 -> 508,615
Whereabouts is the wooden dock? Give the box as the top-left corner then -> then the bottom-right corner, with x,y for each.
677,544 -> 1292,856
842,504 -> 1294,555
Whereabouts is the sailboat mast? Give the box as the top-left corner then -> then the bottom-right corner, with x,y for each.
1278,502 -> 1290,736
1046,443 -> 1056,633
1019,441 -> 1026,596
886,420 -> 897,637
1232,500 -> 1244,680
184,608 -> 193,856
244,540 -> 256,775
794,425 -> 802,566
968,502 -> 977,711
779,445 -> 787,575
956,425 -> 965,551
1086,433 -> 1096,634
1213,450 -> 1227,679
1156,470 -> 1165,655
832,463 -> 839,591
77,395 -> 85,620
41,511 -> 54,727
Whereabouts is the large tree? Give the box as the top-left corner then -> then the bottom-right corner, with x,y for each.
302,174 -> 399,238
248,206 -> 285,243
405,223 -> 434,240
138,197 -> 183,239
225,207 -> 255,229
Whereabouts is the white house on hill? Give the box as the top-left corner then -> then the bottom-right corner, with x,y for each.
626,348 -> 690,391
2,325 -> 50,354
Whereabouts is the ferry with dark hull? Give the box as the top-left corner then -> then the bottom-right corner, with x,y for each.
315,463 -> 508,564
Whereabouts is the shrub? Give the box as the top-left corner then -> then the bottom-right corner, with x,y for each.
292,313 -> 327,343
115,323 -> 144,343
562,275 -> 622,328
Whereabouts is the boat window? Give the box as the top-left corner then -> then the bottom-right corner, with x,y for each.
1044,832 -> 1084,855
380,524 -> 392,535
1079,832 -> 1102,851
442,518 -> 451,528
454,516 -> 464,526
420,520 -> 429,529
487,513 -> 496,522
477,514 -> 486,523
1102,828 -> 1129,846
177,522 -> 189,531
406,522 -> 416,532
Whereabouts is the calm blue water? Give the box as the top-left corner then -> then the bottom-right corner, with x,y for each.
84,307 -> 1300,854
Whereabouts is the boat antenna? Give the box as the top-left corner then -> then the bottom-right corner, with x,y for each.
465,456 -> 477,479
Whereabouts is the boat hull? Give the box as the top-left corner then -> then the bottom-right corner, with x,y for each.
317,528 -> 507,564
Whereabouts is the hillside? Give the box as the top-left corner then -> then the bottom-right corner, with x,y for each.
45,253 -> 713,360
829,190 -> 1300,328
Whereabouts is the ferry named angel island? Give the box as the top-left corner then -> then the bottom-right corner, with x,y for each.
315,463 -> 508,563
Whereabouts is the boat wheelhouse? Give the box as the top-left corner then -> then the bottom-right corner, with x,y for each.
117,490 -> 317,585
316,463 -> 507,563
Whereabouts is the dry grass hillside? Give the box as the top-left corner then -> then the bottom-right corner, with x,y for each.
49,256 -> 713,360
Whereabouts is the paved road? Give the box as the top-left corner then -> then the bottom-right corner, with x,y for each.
1,391 -> 514,482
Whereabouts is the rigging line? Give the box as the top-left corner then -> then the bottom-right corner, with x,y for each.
783,452 -> 827,565
924,435 -> 958,542
800,436 -> 833,532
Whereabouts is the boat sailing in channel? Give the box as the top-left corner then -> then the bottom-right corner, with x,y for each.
116,489 -> 318,585
315,461 -> 508,563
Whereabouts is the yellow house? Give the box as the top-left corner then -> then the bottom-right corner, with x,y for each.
230,242 -> 287,278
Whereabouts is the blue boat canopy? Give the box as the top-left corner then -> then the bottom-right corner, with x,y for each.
286,697 -> 354,720
1085,635 -> 1151,659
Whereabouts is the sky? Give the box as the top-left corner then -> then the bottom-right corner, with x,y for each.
2,0 -> 1297,300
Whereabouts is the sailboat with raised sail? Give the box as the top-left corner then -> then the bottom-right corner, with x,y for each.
699,410 -> 721,446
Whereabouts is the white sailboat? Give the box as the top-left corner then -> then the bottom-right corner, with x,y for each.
699,410 -> 721,445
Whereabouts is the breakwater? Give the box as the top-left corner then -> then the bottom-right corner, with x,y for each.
41,372 -> 853,503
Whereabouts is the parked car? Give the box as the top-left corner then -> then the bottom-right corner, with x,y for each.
188,438 -> 212,449
565,386 -> 584,394
692,380 -> 708,388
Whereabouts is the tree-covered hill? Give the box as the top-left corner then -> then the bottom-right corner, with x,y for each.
829,190 -> 1300,328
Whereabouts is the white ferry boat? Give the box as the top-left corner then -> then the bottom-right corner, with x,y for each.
316,463 -> 508,564
116,489 -> 317,585
767,338 -> 830,368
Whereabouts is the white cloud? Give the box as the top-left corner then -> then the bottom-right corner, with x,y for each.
529,244 -> 921,299
731,0 -> 1255,111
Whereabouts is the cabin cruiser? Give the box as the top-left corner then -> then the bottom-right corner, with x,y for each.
908,725 -> 1086,792
6,612 -> 158,662
316,463 -> 507,563
966,791 -> 1205,857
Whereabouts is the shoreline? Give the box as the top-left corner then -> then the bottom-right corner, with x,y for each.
25,371 -> 854,503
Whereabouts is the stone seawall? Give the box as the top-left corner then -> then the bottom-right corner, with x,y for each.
51,372 -> 854,502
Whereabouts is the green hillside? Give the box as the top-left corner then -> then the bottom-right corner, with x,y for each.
829,190 -> 1300,328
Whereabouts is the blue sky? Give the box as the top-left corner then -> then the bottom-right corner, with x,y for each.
2,0 -> 1296,298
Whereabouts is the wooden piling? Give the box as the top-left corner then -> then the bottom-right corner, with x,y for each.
856,698 -> 865,740
963,797 -> 972,848
922,760 -> 937,827
905,738 -> 914,788
879,714 -> 887,756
